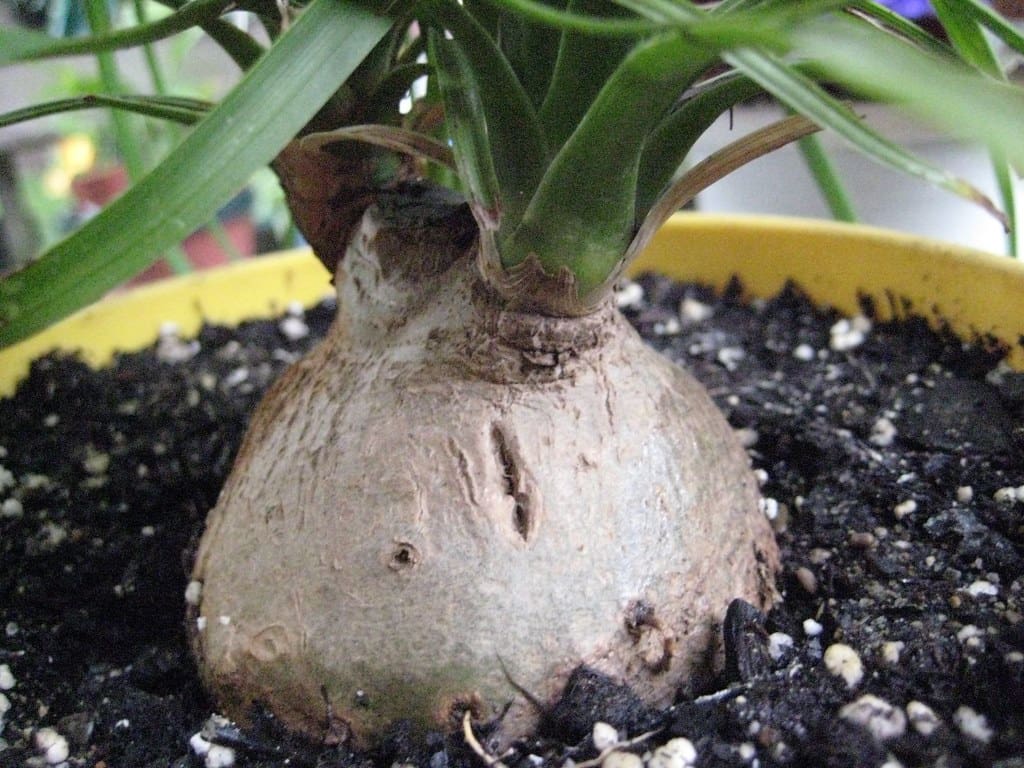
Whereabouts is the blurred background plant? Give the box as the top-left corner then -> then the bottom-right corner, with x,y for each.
0,0 -> 294,277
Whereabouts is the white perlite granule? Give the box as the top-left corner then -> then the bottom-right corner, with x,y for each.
184,580 -> 203,606
768,632 -> 794,661
0,664 -> 15,690
906,701 -> 941,736
829,315 -> 872,351
954,706 -> 994,743
647,738 -> 698,768
839,695 -> 907,741
592,722 -> 619,751
824,643 -> 864,688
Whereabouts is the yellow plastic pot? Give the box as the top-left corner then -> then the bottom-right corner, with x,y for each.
2,213 -> 1023,397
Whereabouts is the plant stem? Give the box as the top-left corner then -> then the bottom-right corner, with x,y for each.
205,218 -> 246,261
133,0 -> 169,95
795,132 -> 857,222
84,0 -> 146,181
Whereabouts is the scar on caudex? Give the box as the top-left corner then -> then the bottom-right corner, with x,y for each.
491,423 -> 531,541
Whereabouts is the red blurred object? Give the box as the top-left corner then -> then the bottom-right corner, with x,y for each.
70,165 -> 255,287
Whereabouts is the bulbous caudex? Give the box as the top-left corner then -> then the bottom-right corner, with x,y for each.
189,186 -> 779,748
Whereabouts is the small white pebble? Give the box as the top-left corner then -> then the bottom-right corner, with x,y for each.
737,742 -> 756,760
753,469 -> 769,487
83,447 -> 110,475
906,701 -> 940,736
829,315 -> 872,351
185,580 -> 203,606
759,496 -> 778,520
870,418 -> 897,447
592,722 -> 619,751
737,428 -> 760,449
34,727 -> 70,765
0,465 -> 14,493
1,498 -> 23,518
196,616 -> 208,632
954,706 -> 994,743
0,691 -> 10,717
803,618 -> 824,637
717,346 -> 746,371
286,300 -> 305,317
839,695 -> 907,741
956,486 -> 974,503
824,643 -> 864,688
279,315 -> 310,341
793,343 -> 816,362
140,525 -> 155,537
653,318 -> 681,336
205,744 -> 237,768
159,321 -> 181,337
768,632 -> 794,661
994,486 -> 1021,504
0,664 -> 15,690
43,413 -> 59,427
190,732 -> 212,756
601,751 -> 643,768
680,297 -> 714,323
115,718 -> 130,729
222,367 -> 249,388
880,641 -> 905,665
156,333 -> 200,364
966,580 -> 998,598
649,738 -> 697,768
218,615 -> 231,626
615,282 -> 644,308
956,625 -> 982,643
892,500 -> 917,520
1004,651 -> 1024,664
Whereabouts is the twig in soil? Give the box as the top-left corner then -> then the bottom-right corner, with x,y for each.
462,711 -> 513,768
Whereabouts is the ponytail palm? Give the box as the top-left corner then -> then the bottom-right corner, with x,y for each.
3,0 -> 1024,750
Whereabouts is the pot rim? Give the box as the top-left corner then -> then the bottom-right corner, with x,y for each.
2,212 -> 1022,396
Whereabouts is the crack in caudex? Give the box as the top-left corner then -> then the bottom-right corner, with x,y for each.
491,424 -> 530,541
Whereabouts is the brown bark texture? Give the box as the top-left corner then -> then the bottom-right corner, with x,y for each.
190,187 -> 780,748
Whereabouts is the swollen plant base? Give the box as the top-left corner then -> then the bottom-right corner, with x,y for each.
191,195 -> 780,747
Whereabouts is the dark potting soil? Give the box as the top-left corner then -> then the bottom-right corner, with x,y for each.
1,275 -> 1023,768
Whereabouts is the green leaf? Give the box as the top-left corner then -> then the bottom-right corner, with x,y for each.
794,132 -> 858,222
478,0 -> 659,35
0,0 -> 395,348
955,0 -> 1024,58
0,0 -> 234,64
0,94 -> 209,130
636,71 -> 763,219
537,0 -> 638,152
503,32 -> 718,300
730,46 -> 1005,225
427,29 -> 502,223
422,0 -> 547,227
794,15 -> 1024,195
626,114 -> 821,268
495,2 -> 564,109
930,0 -> 1018,254
846,0 -> 952,56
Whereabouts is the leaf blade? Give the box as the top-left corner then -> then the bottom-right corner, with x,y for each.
0,0 -> 394,348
